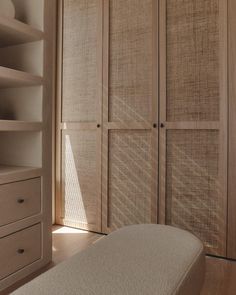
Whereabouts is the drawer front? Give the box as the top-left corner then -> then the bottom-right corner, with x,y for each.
0,178 -> 41,227
0,223 -> 41,280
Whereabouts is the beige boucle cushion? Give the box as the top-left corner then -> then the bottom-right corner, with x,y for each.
12,224 -> 205,295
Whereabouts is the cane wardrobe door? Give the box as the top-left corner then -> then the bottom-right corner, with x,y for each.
102,0 -> 159,233
159,0 -> 227,255
57,0 -> 102,232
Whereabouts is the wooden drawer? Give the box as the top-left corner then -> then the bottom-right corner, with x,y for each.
0,223 -> 41,280
0,178 -> 41,227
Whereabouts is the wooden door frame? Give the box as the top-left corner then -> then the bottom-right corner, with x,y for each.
55,0 -> 63,226
227,0 -> 236,259
101,0 -> 159,233
158,0 -> 228,256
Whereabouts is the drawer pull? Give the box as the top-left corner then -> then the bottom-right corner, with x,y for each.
17,198 -> 25,204
17,248 -> 25,254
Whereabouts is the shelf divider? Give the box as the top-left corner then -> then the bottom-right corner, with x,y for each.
0,15 -> 44,47
0,120 -> 42,131
0,66 -> 43,88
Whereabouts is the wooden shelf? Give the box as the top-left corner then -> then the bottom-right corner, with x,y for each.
0,120 -> 42,131
0,16 -> 44,47
0,165 -> 42,185
0,66 -> 43,88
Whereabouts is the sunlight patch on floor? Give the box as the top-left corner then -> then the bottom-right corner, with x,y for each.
53,226 -> 88,234
52,246 -> 58,252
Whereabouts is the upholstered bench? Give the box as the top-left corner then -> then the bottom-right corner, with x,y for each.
12,224 -> 205,295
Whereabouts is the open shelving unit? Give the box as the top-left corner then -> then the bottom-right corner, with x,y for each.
0,9 -> 44,178
0,6 -> 45,207
0,0 -> 55,291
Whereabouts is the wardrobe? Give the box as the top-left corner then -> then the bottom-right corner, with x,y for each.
56,0 -> 236,259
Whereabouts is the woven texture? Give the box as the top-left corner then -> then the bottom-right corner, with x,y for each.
109,0 -> 153,122
166,0 -> 220,121
166,130 -> 225,253
12,225 -> 205,295
62,130 -> 98,228
62,0 -> 97,122
108,131 -> 152,229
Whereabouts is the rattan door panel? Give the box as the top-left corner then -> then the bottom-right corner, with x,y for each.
61,130 -> 100,231
62,0 -> 98,122
107,130 -> 153,229
108,0 -> 153,122
166,130 -> 225,254
166,0 -> 220,122
159,0 -> 227,256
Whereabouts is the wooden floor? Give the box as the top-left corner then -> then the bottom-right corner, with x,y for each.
202,256 -> 236,294
4,226 -> 236,294
52,225 -> 103,264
